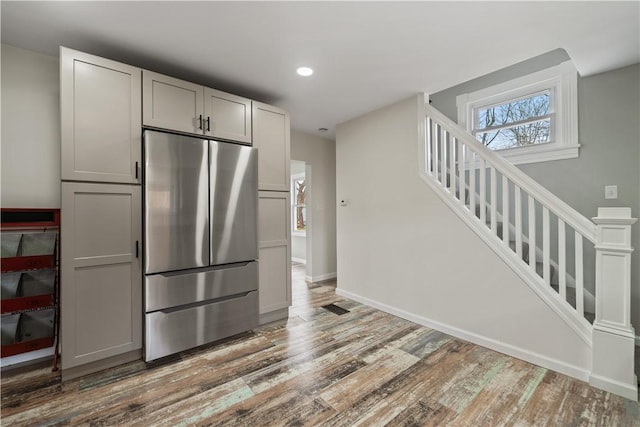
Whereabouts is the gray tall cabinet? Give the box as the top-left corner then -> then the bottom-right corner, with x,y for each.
60,48 -> 142,378
59,47 -> 291,377
253,102 -> 292,324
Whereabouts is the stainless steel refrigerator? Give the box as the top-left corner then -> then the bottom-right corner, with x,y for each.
143,130 -> 258,361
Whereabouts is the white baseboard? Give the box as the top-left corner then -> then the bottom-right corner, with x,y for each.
307,272 -> 337,283
336,287 -> 591,383
589,373 -> 639,401
259,308 -> 289,326
291,257 -> 306,265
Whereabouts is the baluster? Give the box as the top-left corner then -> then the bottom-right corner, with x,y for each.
490,167 -> 497,234
469,150 -> 476,214
441,127 -> 447,187
502,175 -> 509,244
434,123 -> 439,181
528,195 -> 536,271
543,207 -> 550,286
515,186 -> 522,258
459,141 -> 466,205
426,117 -> 432,175
449,136 -> 456,193
575,233 -> 584,317
558,219 -> 566,300
479,158 -> 486,223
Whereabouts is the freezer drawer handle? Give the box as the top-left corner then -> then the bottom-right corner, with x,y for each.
157,291 -> 254,314
206,116 -> 211,132
198,115 -> 203,130
135,161 -> 139,179
135,241 -> 139,258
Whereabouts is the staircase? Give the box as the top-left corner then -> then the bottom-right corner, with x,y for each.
445,171 -> 596,324
420,101 -> 637,400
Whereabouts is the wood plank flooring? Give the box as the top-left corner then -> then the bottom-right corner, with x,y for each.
2,263 -> 639,426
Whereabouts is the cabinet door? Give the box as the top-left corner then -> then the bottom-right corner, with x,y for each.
61,182 -> 142,369
203,88 -> 252,144
253,102 -> 290,191
142,71 -> 204,135
258,191 -> 291,314
60,47 -> 141,184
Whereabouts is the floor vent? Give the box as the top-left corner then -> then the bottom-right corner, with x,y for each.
321,304 -> 350,315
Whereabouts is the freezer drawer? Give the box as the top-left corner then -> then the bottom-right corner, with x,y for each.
145,261 -> 258,312
145,290 -> 258,361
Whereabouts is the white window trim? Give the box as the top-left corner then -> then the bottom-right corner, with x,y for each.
456,61 -> 579,165
291,172 -> 306,237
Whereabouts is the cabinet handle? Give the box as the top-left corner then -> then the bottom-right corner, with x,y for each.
198,115 -> 203,130
135,161 -> 139,179
207,116 -> 211,132
135,241 -> 139,258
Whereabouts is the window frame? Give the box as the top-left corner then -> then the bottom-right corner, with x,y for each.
291,173 -> 306,237
456,61 -> 579,165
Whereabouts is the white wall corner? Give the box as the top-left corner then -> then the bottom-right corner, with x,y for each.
417,93 -> 427,177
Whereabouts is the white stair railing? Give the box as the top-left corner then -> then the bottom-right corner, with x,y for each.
420,102 -> 637,400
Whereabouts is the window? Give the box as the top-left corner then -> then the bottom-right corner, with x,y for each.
291,174 -> 306,235
456,61 -> 579,165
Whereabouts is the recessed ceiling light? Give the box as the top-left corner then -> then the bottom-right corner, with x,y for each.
296,67 -> 313,77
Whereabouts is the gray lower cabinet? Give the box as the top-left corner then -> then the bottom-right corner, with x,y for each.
258,191 -> 291,323
60,182 -> 142,372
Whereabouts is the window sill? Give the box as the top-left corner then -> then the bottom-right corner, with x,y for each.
498,143 -> 580,165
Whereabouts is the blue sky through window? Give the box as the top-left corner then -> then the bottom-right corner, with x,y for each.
474,91 -> 551,150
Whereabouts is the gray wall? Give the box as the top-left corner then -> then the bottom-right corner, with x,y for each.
1,44 -> 60,208
431,55 -> 640,335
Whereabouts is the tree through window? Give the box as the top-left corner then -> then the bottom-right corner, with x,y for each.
292,176 -> 306,234
474,90 -> 552,150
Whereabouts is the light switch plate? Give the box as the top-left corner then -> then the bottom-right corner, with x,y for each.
605,185 -> 618,200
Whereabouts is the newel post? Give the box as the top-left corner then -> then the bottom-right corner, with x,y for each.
589,207 -> 638,401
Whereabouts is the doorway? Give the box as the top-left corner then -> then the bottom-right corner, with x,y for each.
290,160 -> 312,282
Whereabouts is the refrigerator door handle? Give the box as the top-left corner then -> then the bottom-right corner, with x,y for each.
135,240 -> 139,258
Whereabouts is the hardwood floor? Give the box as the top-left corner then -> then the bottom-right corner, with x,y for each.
2,263 -> 639,426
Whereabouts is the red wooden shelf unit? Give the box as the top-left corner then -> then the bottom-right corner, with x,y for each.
1,208 -> 60,365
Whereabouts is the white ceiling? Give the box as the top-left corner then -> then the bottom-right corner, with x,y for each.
2,1 -> 639,139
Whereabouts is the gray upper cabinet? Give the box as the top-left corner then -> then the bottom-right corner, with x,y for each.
252,102 -> 290,191
142,71 -> 203,135
60,47 -> 142,184
143,71 -> 252,144
204,88 -> 252,143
